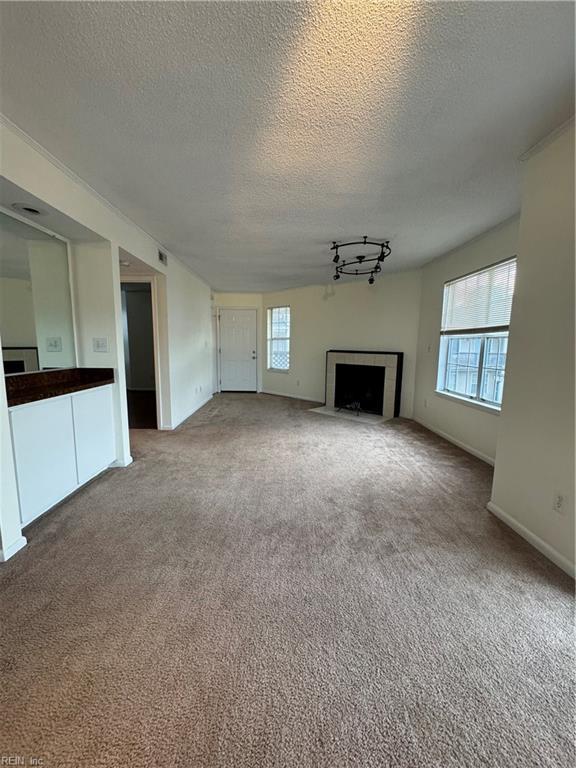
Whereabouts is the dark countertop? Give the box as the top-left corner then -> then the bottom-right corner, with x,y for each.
6,368 -> 114,407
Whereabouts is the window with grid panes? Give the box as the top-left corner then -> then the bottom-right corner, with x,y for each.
436,259 -> 516,407
267,306 -> 290,371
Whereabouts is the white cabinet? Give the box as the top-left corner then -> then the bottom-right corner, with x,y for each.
72,387 -> 115,485
9,385 -> 115,526
10,396 -> 78,526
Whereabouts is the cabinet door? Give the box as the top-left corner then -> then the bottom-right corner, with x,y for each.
72,386 -> 115,484
10,397 -> 78,526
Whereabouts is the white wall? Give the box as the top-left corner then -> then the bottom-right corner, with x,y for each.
490,124 -> 575,575
71,241 -> 131,466
0,345 -> 26,561
0,277 -> 36,347
28,240 -> 75,369
166,256 -> 213,428
413,218 -> 520,463
260,273 -> 422,417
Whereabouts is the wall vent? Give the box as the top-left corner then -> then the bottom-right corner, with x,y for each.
158,250 -> 168,266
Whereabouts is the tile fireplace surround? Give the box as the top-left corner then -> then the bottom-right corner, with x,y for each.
325,350 -> 403,420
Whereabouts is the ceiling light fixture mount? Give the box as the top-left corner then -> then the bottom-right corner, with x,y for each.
331,236 -> 391,285
11,202 -> 45,217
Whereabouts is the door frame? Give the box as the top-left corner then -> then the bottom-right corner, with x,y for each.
216,307 -> 261,393
120,275 -> 164,429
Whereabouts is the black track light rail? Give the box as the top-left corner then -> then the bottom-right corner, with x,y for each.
330,236 -> 391,285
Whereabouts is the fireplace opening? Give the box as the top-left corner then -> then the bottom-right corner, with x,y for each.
334,363 -> 385,415
3,360 -> 25,374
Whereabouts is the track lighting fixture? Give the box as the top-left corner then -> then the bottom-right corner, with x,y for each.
330,236 -> 391,285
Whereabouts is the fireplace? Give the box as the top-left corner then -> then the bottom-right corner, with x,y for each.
2,347 -> 40,375
3,360 -> 26,374
324,350 -> 403,420
334,363 -> 385,415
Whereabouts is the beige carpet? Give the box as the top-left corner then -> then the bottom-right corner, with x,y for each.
0,393 -> 573,767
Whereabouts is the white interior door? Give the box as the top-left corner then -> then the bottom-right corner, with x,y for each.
219,309 -> 258,391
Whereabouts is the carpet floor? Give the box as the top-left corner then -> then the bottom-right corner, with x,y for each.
0,394 -> 573,767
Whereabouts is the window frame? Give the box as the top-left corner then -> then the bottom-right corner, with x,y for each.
436,258 -> 517,411
266,305 -> 291,372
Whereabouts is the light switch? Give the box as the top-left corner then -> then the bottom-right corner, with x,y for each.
46,336 -> 62,352
92,337 -> 109,353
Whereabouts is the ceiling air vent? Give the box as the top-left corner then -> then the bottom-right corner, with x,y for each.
158,250 -> 168,266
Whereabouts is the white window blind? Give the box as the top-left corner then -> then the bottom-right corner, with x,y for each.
441,259 -> 517,333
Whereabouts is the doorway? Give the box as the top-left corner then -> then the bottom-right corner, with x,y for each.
218,308 -> 258,391
121,282 -> 157,428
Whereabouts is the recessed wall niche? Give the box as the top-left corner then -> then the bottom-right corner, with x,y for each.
0,211 -> 75,373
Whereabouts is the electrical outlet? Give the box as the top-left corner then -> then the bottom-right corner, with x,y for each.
424,398 -> 428,408
552,492 -> 566,516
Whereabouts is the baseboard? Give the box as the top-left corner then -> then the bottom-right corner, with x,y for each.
414,419 -> 494,466
261,390 -> 320,403
171,394 -> 213,429
0,535 -> 27,563
110,456 -> 133,468
487,501 -> 575,577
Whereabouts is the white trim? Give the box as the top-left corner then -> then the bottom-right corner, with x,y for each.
266,305 -> 291,373
66,239 -> 80,366
487,501 -> 575,578
0,535 -> 27,563
261,389 -> 319,403
110,456 -> 133,468
434,390 -> 501,415
518,116 -> 575,162
414,418 -> 495,465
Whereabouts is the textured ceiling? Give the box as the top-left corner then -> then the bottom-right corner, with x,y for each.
0,1 -> 573,291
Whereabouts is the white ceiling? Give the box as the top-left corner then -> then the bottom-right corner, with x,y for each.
0,2 -> 573,291
0,179 -> 105,243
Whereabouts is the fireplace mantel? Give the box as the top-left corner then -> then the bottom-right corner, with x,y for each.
324,350 -> 403,420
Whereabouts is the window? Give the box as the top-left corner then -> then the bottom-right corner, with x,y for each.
267,306 -> 290,370
437,258 -> 516,407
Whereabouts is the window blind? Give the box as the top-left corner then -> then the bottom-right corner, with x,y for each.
441,258 -> 517,333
